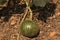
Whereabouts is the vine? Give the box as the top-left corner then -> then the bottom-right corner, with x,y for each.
20,0 -> 33,25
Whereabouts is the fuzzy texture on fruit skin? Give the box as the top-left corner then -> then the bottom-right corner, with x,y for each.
20,20 -> 40,37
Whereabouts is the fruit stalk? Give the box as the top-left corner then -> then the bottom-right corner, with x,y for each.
28,7 -> 32,21
24,0 -> 33,21
20,0 -> 33,25
20,7 -> 28,25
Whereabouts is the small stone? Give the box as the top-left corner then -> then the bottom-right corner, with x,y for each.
9,16 -> 17,25
10,20 -> 16,25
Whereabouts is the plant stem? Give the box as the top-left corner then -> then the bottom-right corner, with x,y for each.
17,33 -> 19,40
28,7 -> 32,21
20,7 -> 28,25
20,0 -> 33,25
24,0 -> 33,21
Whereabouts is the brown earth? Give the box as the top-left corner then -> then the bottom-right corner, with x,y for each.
0,0 -> 60,40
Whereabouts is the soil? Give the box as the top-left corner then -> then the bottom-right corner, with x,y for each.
0,0 -> 60,40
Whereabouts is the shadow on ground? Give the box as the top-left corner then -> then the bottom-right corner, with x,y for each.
0,0 -> 26,22
31,3 -> 56,22
38,3 -> 56,22
0,1 -> 56,23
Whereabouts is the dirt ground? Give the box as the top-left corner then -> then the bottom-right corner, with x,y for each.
0,0 -> 60,40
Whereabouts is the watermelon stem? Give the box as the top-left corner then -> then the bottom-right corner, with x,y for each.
20,0 -> 33,25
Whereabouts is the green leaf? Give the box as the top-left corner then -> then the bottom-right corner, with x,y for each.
32,0 -> 51,7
